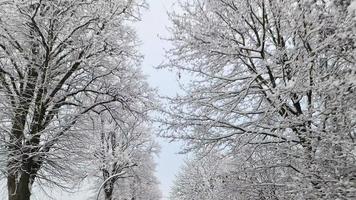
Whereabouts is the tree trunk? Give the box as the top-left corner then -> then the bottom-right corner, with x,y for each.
7,172 -> 32,200
104,182 -> 114,200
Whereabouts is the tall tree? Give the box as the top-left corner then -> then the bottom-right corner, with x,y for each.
0,0 -> 151,199
161,0 -> 356,199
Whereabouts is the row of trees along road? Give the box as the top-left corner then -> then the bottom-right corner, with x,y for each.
161,0 -> 356,199
1,0 -> 356,199
0,0 -> 160,200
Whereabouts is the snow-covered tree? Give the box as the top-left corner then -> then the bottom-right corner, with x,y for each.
161,0 -> 356,199
171,152 -> 237,200
88,114 -> 161,200
171,150 -> 290,200
111,148 -> 162,200
0,0 -> 154,199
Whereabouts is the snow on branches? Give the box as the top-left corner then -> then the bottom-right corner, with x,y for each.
0,0 -> 158,200
162,0 -> 356,199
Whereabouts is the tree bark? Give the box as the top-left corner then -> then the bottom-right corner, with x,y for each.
104,181 -> 114,200
7,172 -> 32,200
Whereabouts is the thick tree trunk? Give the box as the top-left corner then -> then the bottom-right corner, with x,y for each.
7,172 -> 33,200
7,135 -> 40,200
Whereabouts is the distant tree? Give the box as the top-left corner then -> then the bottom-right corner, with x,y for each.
88,114 -> 161,200
171,152 -> 236,200
161,0 -> 356,199
171,150 -> 288,200
112,148 -> 162,200
0,0 -> 153,200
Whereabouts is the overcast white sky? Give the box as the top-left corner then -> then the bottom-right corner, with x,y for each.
135,0 -> 184,199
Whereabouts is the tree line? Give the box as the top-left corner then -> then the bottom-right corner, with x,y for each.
0,0 -> 355,200
163,0 -> 355,199
0,0 -> 159,199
